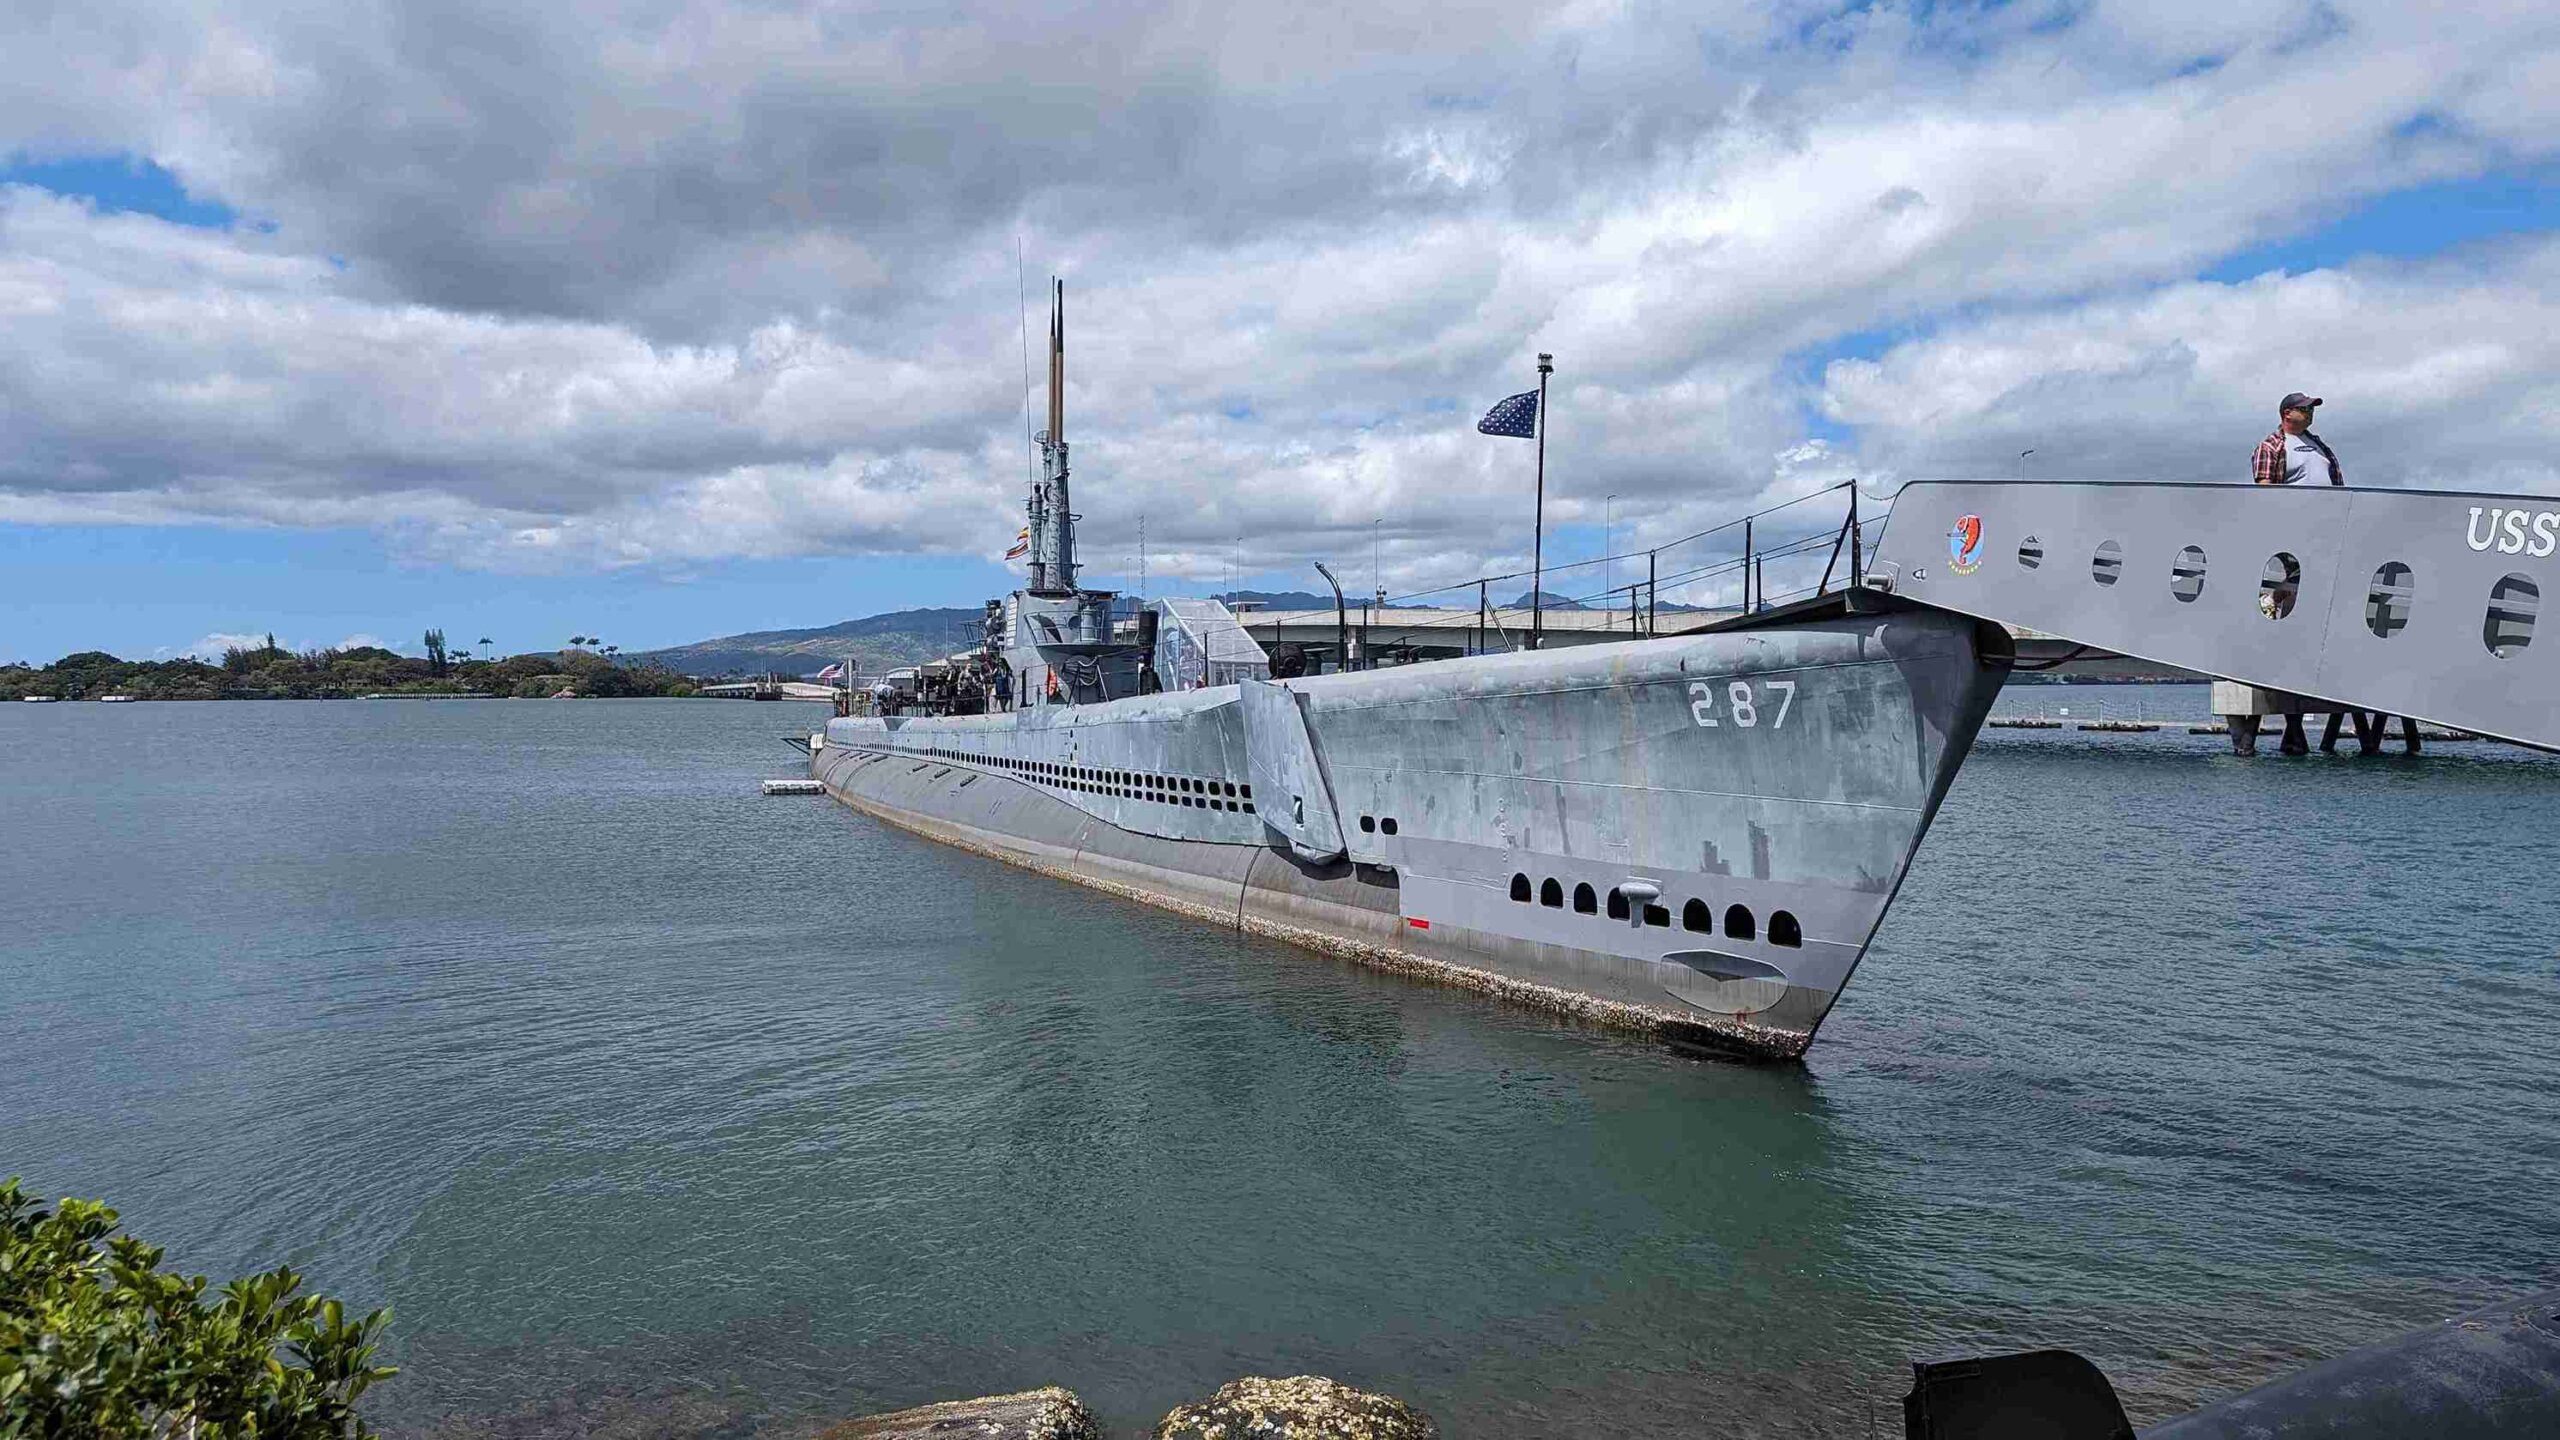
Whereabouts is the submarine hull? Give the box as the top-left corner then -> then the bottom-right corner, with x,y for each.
816,605 -> 2002,1059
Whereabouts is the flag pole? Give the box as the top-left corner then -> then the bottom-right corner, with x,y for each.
1532,352 -> 1552,652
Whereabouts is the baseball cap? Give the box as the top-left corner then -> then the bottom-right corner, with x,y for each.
2280,392 -> 2322,412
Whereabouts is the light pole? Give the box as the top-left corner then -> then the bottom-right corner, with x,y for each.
1604,493 -> 1616,596
1531,353 -> 1551,651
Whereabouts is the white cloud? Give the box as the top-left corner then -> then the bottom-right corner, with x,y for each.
178,630 -> 270,660
0,0 -> 2556,593
1821,238 -> 2560,494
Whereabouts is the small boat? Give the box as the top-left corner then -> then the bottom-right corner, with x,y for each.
98,695 -> 136,703
22,695 -> 58,703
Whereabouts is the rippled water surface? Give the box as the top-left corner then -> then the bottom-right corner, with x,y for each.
4,692 -> 2556,1437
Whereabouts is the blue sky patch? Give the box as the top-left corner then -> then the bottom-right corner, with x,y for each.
2202,165 -> 2560,282
0,153 -> 237,228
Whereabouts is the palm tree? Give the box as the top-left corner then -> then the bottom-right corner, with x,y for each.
477,637 -> 493,662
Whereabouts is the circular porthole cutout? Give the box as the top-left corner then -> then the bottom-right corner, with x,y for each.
2091,540 -> 2124,587
2260,553 -> 2301,620
2486,574 -> 2538,659
2366,562 -> 2415,639
2171,546 -> 2208,603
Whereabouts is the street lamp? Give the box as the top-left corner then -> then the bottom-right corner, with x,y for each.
1604,493 -> 1616,595
1313,561 -> 1347,674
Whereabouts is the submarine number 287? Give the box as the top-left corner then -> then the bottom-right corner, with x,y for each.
1689,679 -> 1794,730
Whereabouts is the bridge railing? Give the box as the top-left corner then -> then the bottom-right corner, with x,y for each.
1318,481 -> 1889,657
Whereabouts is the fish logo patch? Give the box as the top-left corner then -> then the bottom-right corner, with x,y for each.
1947,514 -> 1984,575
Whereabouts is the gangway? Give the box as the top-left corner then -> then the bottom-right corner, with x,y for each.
1870,481 -> 2557,751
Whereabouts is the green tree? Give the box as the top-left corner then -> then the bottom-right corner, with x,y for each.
422,629 -> 448,678
0,1178 -> 394,1437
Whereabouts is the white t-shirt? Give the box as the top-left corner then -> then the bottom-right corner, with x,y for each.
2283,433 -> 2337,485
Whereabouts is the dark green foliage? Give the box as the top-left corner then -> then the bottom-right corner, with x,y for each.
0,1178 -> 394,1438
0,646 -> 695,702
422,630 -> 448,677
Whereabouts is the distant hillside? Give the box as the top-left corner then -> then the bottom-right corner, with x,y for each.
632,607 -> 984,678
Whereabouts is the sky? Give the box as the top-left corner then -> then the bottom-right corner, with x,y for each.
3,0 -> 2558,663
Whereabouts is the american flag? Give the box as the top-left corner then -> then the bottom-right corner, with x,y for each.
816,663 -> 845,682
1477,389 -> 1539,438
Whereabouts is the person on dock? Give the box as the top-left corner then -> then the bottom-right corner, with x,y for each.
2251,393 -> 2344,486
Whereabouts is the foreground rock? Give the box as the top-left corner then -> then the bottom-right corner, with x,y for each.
1152,1376 -> 1437,1440
817,1386 -> 1104,1440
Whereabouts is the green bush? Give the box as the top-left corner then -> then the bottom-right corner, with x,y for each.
0,1179 -> 393,1438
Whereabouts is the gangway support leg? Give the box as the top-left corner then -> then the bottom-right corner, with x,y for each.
2401,716 -> 2423,756
2231,715 -> 2262,757
2354,711 -> 2386,756
2280,714 -> 2310,756
2320,712 -> 2344,754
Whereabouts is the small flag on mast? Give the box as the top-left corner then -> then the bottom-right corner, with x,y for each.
815,663 -> 844,682
1477,389 -> 1540,438
1005,526 -> 1031,560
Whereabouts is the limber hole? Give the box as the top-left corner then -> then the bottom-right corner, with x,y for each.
1724,904 -> 1755,941
2018,535 -> 2044,570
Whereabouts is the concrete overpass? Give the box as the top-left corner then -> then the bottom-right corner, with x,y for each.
1234,605 -> 2178,677
697,679 -> 838,700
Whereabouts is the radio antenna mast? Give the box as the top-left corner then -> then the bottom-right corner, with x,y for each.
1017,239 -> 1034,499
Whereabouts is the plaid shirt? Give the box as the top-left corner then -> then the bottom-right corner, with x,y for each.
2253,427 -> 2343,485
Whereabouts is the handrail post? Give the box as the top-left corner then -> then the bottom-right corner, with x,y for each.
1744,518 -> 1754,614
1849,487 -> 1863,589
1647,550 -> 1657,636
1819,487 -> 1854,596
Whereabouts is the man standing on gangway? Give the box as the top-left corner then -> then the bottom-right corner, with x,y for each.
2252,392 -> 2345,487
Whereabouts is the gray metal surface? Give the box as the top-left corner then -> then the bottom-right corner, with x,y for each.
2143,1289 -> 2560,1439
1238,679 -> 1346,862
817,604 -> 2003,1058
1876,481 -> 2557,748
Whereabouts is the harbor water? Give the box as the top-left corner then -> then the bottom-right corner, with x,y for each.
3,690 -> 2555,1436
